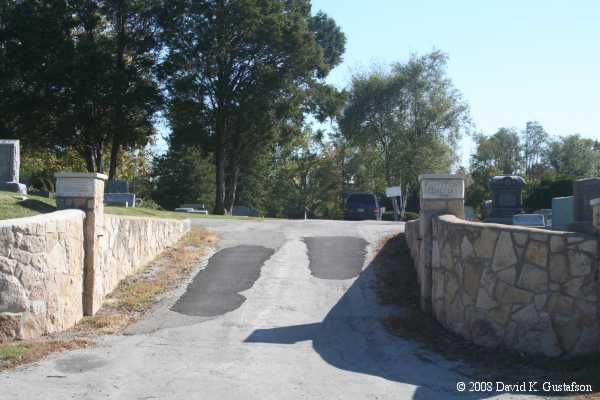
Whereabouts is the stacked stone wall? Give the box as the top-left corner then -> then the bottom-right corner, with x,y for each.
405,220 -> 420,269
405,215 -> 600,357
0,211 -> 85,340
96,215 -> 190,304
0,212 -> 190,340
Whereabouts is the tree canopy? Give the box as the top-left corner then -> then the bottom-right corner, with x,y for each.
340,51 -> 470,207
159,0 -> 346,214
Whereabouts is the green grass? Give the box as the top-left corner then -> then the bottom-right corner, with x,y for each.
0,191 -> 56,220
0,344 -> 29,361
0,191 -> 268,221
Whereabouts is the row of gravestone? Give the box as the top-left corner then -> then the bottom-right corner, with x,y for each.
0,140 -> 135,207
482,174 -> 600,233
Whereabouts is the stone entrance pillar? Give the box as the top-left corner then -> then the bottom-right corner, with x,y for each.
418,174 -> 465,313
55,172 -> 107,316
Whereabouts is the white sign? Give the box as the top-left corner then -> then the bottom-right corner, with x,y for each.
420,175 -> 464,199
385,186 -> 402,197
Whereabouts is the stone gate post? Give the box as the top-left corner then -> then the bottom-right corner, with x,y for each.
418,174 -> 465,313
55,172 -> 107,316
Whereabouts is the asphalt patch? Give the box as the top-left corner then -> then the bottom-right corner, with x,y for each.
303,236 -> 367,280
171,245 -> 274,317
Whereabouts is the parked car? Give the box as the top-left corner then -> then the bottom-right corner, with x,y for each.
344,192 -> 381,220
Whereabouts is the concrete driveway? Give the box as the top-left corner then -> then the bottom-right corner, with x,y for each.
1,219 -> 538,399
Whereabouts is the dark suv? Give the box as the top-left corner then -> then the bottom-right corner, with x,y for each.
344,192 -> 381,220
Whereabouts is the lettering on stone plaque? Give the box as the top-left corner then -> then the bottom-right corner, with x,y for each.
56,178 -> 96,197
421,180 -> 463,199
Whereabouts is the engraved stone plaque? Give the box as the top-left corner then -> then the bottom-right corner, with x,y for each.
55,173 -> 107,197
420,174 -> 464,199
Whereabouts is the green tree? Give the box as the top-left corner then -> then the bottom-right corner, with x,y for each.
522,121 -> 549,180
152,146 -> 215,210
159,0 -> 345,214
547,134 -> 600,177
0,0 -> 161,176
340,51 -> 469,209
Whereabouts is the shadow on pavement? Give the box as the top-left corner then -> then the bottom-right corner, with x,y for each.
245,236 -> 475,399
246,234 -> 600,399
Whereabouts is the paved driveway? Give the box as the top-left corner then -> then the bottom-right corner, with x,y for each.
1,219 -> 539,399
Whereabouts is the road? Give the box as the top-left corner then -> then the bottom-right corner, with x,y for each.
1,219 -> 534,399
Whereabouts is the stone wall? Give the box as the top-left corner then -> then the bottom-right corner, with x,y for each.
405,215 -> 600,357
0,212 -> 190,341
405,219 -> 420,268
96,215 -> 190,306
0,211 -> 85,340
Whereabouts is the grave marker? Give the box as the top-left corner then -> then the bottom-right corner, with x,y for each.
0,140 -> 26,194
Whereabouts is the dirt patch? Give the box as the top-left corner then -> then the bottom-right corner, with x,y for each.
375,233 -> 600,397
0,339 -> 92,371
0,228 -> 216,371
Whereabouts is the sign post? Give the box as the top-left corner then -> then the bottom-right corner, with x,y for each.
385,186 -> 403,221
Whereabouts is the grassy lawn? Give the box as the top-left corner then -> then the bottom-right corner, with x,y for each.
0,191 -> 56,220
0,191 -> 267,221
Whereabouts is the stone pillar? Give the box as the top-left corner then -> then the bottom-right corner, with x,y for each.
591,198 -> 600,233
418,174 -> 465,313
55,172 -> 107,316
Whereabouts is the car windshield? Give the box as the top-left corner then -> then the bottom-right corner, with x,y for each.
346,194 -> 376,207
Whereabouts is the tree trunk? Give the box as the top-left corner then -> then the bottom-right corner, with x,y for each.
83,146 -> 95,172
224,163 -> 240,214
108,0 -> 126,181
214,110 -> 226,214
108,137 -> 120,180
95,145 -> 104,173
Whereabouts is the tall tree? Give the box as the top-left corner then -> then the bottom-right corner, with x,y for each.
340,51 -> 469,208
0,0 -> 161,176
159,0 -> 345,214
547,134 -> 600,177
521,121 -> 549,180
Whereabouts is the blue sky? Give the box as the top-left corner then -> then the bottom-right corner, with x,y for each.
311,0 -> 600,166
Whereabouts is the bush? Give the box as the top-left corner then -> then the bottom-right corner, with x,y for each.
524,177 -> 574,211
403,211 -> 419,221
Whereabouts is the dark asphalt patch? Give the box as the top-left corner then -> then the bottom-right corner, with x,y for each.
171,245 -> 274,317
303,236 -> 367,280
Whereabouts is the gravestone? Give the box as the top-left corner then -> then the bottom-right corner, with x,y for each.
106,180 -> 129,193
485,175 -> 525,224
104,193 -> 135,207
513,213 -> 545,228
232,205 -> 251,216
464,206 -> 476,221
552,196 -> 574,231
569,178 -> 600,233
0,140 -> 26,194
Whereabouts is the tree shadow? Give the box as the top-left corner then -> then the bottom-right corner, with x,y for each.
245,234 -> 600,399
